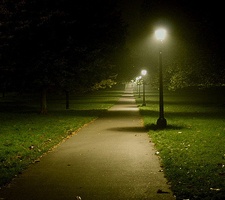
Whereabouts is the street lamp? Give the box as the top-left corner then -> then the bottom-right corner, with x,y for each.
155,28 -> 167,128
141,69 -> 147,106
136,76 -> 142,98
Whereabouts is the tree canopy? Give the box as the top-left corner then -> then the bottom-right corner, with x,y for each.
0,0 -> 127,95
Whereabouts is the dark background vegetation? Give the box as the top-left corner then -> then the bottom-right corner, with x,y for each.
1,0 -> 225,113
0,0 -> 127,113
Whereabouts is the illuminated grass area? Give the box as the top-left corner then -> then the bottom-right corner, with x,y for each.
136,86 -> 225,200
0,88 -> 122,187
1,85 -> 225,199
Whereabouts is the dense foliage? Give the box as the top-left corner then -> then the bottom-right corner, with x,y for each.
0,0 -> 127,112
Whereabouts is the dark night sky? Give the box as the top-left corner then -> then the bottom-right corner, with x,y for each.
118,0 -> 225,75
120,0 -> 225,47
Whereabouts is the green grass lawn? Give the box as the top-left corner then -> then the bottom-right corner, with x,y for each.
136,86 -> 225,200
1,85 -> 225,200
0,87 -> 123,187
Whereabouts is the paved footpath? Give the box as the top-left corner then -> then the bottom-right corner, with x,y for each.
0,83 -> 175,200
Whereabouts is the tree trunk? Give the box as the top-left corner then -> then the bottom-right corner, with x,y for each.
66,90 -> 69,109
40,87 -> 47,114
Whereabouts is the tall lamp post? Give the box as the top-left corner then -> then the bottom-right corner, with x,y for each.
155,28 -> 167,128
141,69 -> 147,106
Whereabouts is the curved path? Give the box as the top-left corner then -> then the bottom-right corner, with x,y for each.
0,83 -> 175,200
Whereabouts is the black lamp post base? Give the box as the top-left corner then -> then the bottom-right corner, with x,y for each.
157,117 -> 167,129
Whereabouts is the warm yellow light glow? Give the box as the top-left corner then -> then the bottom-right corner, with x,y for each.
136,76 -> 142,81
141,70 -> 147,76
155,28 -> 166,41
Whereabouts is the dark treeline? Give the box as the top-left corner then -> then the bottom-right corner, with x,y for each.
1,0 -> 225,113
0,0 -> 128,113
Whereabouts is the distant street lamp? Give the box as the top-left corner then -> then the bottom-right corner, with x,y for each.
141,69 -> 147,106
136,76 -> 142,98
155,28 -> 167,128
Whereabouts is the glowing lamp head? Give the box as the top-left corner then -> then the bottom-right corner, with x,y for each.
141,70 -> 147,76
155,28 -> 166,41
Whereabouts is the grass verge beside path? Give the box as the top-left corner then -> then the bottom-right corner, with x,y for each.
0,87 -> 123,188
136,86 -> 225,200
